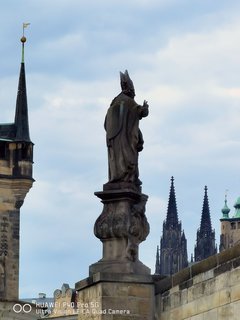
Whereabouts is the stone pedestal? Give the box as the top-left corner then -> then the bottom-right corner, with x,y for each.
90,185 -> 150,275
75,273 -> 154,320
77,185 -> 154,319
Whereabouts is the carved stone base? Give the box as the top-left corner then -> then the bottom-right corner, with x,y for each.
92,186 -> 150,275
89,258 -> 150,276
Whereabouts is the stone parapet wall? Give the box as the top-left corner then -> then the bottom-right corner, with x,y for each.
155,244 -> 240,320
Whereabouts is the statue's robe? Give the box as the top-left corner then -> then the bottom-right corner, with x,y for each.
104,92 -> 146,184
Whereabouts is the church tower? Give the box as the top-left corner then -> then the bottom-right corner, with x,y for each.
194,186 -> 217,262
219,195 -> 240,251
0,36 -> 33,301
156,177 -> 188,276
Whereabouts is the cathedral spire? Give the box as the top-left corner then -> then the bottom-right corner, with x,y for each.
181,230 -> 186,241
194,186 -> 216,262
14,35 -> 31,142
199,186 -> 212,235
159,177 -> 188,275
155,245 -> 160,274
166,176 -> 179,228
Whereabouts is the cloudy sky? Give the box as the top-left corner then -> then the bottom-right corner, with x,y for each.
1,0 -> 240,298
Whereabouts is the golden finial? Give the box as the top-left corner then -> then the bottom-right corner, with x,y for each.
21,36 -> 27,43
21,23 -> 30,63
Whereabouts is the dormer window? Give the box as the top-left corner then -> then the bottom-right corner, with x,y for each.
21,143 -> 32,161
16,142 -> 33,161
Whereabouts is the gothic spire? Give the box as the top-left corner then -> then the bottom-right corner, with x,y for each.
14,35 -> 31,142
181,230 -> 186,241
159,177 -> 188,275
155,245 -> 160,274
166,176 -> 179,228
194,186 -> 216,262
199,186 -> 212,235
191,254 -> 194,263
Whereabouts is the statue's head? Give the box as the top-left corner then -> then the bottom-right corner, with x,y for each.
120,70 -> 135,98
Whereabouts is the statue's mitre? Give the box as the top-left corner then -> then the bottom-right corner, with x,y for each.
120,70 -> 135,93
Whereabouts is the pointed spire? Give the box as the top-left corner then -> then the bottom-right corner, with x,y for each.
155,245 -> 160,274
191,253 -> 194,263
195,186 -> 216,262
181,230 -> 186,241
166,176 -> 179,228
14,36 -> 31,142
200,186 -> 212,235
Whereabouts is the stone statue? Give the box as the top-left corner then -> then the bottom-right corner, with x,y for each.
92,70 -> 150,275
104,70 -> 149,189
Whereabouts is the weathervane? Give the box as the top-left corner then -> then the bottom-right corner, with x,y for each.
21,22 -> 30,63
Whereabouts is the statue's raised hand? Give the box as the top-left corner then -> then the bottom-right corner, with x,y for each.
143,100 -> 149,108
